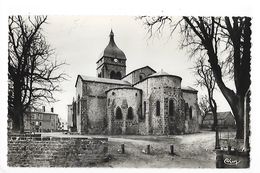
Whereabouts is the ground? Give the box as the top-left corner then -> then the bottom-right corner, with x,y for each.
42,130 -> 235,168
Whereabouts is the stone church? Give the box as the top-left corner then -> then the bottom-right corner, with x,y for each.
67,30 -> 200,135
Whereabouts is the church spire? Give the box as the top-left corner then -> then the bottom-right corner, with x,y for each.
110,29 -> 114,37
109,29 -> 115,46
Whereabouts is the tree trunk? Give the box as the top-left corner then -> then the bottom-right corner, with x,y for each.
234,96 -> 245,139
207,49 -> 244,139
12,101 -> 24,133
12,79 -> 24,133
221,92 -> 244,139
212,109 -> 218,131
11,108 -> 20,132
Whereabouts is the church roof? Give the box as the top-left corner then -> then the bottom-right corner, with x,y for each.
132,69 -> 182,86
181,86 -> 198,93
149,70 -> 182,80
75,75 -> 131,86
105,86 -> 142,93
97,30 -> 126,63
122,66 -> 156,79
150,70 -> 170,77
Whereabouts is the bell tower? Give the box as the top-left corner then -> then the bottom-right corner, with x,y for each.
96,30 -> 126,80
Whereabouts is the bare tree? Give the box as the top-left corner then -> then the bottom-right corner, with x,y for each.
8,16 -> 67,133
198,95 -> 211,123
138,16 -> 251,139
194,58 -> 217,130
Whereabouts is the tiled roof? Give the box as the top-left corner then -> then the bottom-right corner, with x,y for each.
106,86 -> 142,93
181,86 -> 198,92
149,70 -> 170,77
122,66 -> 156,79
77,75 -> 131,86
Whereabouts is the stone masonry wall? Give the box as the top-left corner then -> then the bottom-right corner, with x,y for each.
182,91 -> 200,133
107,88 -> 142,135
135,75 -> 183,135
8,137 -> 108,167
79,81 -> 130,134
163,87 -> 185,135
123,67 -> 156,85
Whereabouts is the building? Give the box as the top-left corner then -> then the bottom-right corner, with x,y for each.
68,30 -> 200,135
24,106 -> 59,132
67,99 -> 77,132
67,104 -> 73,131
202,111 -> 236,129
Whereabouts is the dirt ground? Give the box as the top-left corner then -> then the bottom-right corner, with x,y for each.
43,130 -> 236,168
101,131 -> 217,168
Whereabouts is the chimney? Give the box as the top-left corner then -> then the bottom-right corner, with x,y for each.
51,107 -> 54,113
42,106 -> 45,112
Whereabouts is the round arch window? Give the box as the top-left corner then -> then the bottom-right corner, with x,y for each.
115,107 -> 122,120
127,107 -> 134,120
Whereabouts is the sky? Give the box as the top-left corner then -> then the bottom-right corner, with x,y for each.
41,16 -> 234,122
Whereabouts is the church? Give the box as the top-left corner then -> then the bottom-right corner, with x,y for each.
67,30 -> 200,135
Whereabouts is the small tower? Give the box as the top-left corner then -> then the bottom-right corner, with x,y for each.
96,30 -> 126,80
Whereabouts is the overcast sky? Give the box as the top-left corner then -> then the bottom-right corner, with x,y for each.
40,16 -> 234,122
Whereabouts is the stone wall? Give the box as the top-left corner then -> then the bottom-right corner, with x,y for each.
182,91 -> 200,133
107,88 -> 142,135
163,87 -> 185,135
8,137 -> 108,167
123,66 -> 156,85
134,78 -> 149,135
135,75 -> 184,135
149,88 -> 165,135
77,80 -> 130,134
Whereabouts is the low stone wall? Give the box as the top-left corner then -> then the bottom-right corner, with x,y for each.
8,137 -> 108,167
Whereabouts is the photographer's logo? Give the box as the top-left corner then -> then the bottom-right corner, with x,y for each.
224,158 -> 241,166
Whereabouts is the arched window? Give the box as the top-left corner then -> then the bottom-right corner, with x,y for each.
156,101 -> 160,116
115,107 -> 122,120
189,106 -> 193,119
127,107 -> 134,120
169,100 -> 174,117
110,71 -> 115,79
116,72 -> 121,79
